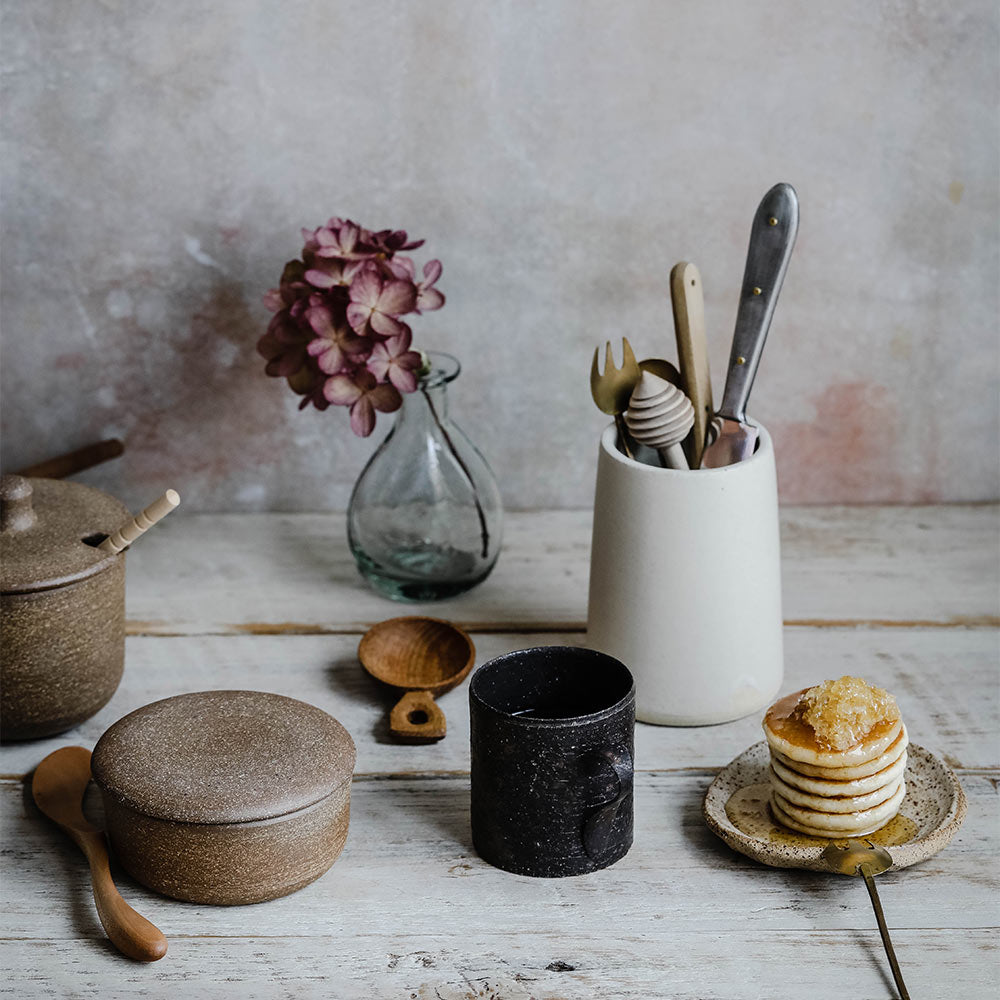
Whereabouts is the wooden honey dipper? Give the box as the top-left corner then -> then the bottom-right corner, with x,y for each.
98,490 -> 180,554
625,371 -> 695,469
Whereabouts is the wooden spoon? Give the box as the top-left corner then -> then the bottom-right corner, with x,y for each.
358,617 -> 476,743
32,746 -> 168,962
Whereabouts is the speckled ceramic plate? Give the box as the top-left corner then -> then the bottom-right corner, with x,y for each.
703,741 -> 966,872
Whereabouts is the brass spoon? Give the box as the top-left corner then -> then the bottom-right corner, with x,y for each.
32,747 -> 168,962
822,839 -> 909,1000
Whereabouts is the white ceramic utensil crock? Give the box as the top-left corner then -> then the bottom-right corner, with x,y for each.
587,422 -> 783,725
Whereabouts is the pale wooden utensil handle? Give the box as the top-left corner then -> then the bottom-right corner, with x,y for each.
657,442 -> 690,470
71,827 -> 168,962
670,262 -> 713,468
98,490 -> 180,554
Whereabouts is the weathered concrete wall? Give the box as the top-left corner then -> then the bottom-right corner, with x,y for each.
2,0 -> 997,511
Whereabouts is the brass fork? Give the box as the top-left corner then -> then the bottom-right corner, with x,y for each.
590,338 -> 641,458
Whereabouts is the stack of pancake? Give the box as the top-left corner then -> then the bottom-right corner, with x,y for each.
762,677 -> 908,837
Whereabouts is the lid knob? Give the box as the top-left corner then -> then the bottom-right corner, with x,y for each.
0,475 -> 38,533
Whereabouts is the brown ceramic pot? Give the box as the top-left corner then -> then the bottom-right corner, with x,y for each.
1,475 -> 129,740
91,690 -> 357,905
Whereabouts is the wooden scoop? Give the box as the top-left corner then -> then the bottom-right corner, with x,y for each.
358,617 -> 476,743
31,747 -> 168,962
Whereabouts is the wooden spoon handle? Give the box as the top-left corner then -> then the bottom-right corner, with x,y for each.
670,262 -> 713,468
73,828 -> 168,962
389,690 -> 447,743
14,438 -> 124,479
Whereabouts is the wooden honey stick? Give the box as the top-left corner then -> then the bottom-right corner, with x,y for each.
98,490 -> 180,554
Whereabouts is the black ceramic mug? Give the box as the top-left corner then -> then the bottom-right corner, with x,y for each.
469,646 -> 635,877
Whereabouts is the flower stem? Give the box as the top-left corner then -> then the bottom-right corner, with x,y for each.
420,387 -> 490,559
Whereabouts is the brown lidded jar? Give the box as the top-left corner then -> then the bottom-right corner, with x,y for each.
91,690 -> 357,905
1,474 -> 129,740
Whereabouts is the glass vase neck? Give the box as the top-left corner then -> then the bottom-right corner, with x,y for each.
396,351 -> 459,428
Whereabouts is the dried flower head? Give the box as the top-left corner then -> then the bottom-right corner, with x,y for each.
258,219 -> 444,436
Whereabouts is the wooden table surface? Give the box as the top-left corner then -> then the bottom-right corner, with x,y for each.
2,505 -> 998,999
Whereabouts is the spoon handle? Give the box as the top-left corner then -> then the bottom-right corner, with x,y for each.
71,827 -> 168,962
860,863 -> 910,1000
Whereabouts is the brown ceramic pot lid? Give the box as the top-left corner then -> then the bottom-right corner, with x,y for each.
0,475 -> 129,593
91,690 -> 356,825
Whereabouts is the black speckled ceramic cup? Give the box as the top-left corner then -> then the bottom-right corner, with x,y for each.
470,646 -> 635,877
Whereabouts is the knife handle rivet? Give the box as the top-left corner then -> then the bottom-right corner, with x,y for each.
736,356 -> 746,365
768,216 -> 778,226
752,287 -> 762,296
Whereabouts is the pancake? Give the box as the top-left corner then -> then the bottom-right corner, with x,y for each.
762,676 -> 907,838
771,781 -> 906,837
771,726 -> 908,780
763,690 -> 903,767
769,766 -> 902,813
770,747 -> 907,798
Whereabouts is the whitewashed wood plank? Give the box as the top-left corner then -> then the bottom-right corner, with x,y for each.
1,628 -> 996,779
1,772 -> 995,945
1,928 -> 996,1000
122,506 -> 1000,634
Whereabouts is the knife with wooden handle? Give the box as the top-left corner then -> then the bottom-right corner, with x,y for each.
670,261 -> 713,468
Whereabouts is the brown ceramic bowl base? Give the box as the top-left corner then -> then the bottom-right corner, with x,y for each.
1,558 -> 125,740
102,784 -> 351,906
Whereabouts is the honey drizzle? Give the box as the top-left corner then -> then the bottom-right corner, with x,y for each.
724,783 -> 919,849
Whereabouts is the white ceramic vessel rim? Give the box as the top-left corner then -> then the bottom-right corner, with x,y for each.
600,421 -> 772,476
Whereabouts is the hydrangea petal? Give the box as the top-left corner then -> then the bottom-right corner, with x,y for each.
323,374 -> 363,406
369,310 -> 406,338
416,287 -> 445,312
349,267 -> 382,308
369,384 -> 403,412
376,279 -> 417,316
304,268 -> 338,289
388,366 -> 418,393
350,396 -> 376,436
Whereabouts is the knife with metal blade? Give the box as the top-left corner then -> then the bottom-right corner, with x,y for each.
701,183 -> 799,468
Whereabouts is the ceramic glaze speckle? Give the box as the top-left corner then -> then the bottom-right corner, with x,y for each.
470,646 -> 635,878
92,690 -> 355,823
92,690 -> 356,904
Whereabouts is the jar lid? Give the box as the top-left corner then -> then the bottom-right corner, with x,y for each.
91,690 -> 357,824
0,475 -> 129,594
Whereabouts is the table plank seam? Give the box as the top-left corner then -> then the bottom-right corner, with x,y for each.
124,618 -> 1000,636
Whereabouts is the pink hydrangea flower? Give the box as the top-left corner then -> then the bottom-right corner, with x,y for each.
305,303 -> 368,374
346,263 -> 417,338
368,327 -> 422,393
303,256 -> 364,290
323,368 -> 402,437
260,217 -> 445,436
